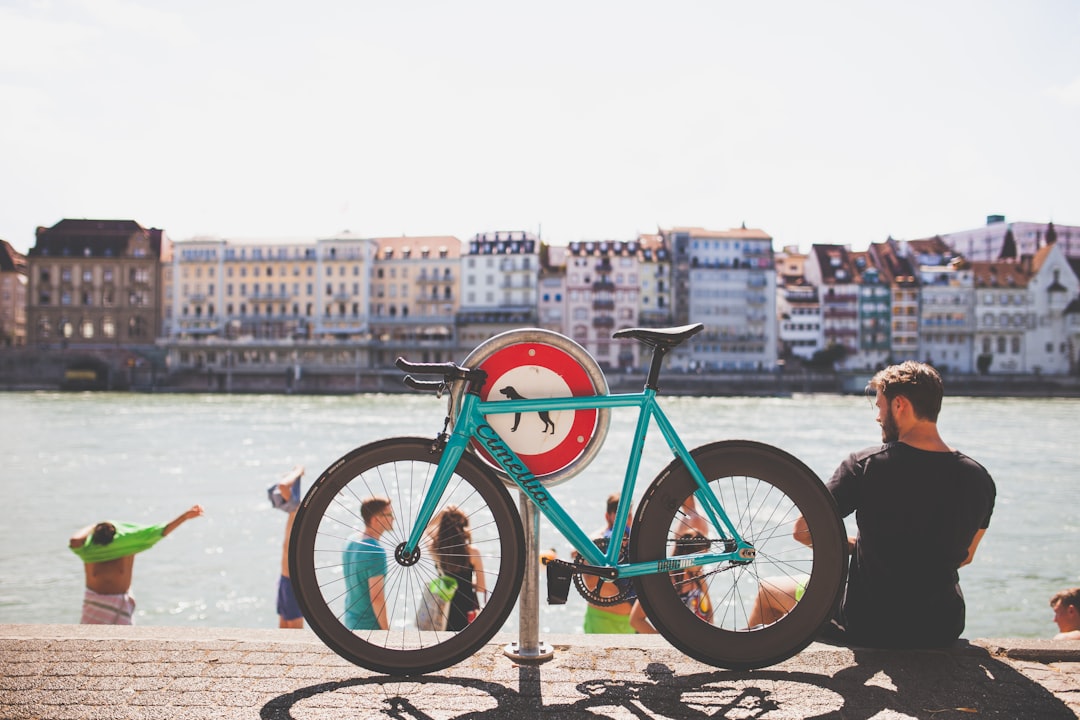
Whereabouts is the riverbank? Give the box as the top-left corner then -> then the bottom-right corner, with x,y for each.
2,624 -> 1078,719
2,346 -> 1079,396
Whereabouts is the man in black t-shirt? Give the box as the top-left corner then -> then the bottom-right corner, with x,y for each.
753,361 -> 995,647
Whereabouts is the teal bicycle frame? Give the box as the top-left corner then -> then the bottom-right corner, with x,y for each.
401,384 -> 757,580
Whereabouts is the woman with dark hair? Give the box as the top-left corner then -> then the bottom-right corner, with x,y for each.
434,506 -> 486,631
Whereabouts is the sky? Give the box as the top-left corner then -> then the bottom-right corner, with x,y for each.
1,1 -> 1078,256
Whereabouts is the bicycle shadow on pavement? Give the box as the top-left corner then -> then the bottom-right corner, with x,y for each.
259,646 -> 1073,719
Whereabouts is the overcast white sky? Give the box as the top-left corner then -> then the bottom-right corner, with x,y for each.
1,1 -> 1078,255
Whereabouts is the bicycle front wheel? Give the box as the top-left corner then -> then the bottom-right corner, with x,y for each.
290,437 -> 525,675
631,440 -> 846,670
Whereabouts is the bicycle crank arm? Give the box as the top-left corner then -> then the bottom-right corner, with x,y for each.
549,558 -> 619,581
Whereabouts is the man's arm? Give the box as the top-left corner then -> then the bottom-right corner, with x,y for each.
69,524 -> 96,549
369,575 -> 388,630
959,528 -> 986,567
163,505 -> 204,537
793,516 -> 855,552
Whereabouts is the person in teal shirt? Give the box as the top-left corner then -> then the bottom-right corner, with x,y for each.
343,497 -> 394,630
69,504 -> 204,624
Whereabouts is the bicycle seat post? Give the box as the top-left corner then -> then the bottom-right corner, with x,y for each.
644,344 -> 670,392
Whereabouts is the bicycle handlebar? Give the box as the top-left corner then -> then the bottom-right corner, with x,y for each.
395,357 -> 487,394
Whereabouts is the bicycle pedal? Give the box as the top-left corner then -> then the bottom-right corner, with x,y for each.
545,559 -> 574,605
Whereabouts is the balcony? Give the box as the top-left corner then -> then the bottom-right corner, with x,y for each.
592,280 -> 615,292
593,316 -> 615,329
249,290 -> 294,303
593,299 -> 615,311
417,273 -> 454,284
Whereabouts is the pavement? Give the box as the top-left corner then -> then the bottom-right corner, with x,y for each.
3,624 -> 1080,720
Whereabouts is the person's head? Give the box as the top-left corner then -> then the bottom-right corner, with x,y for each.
868,361 -> 944,442
91,522 -> 116,546
1051,588 -> 1080,633
360,497 -> 393,535
604,494 -> 619,527
435,505 -> 471,573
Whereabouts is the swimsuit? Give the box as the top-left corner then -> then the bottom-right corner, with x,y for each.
277,575 -> 303,621
584,604 -> 634,634
81,588 -> 135,625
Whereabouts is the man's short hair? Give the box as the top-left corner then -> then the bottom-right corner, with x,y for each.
1051,587 -> 1080,611
91,522 -> 117,546
606,494 -> 619,516
870,361 -> 944,422
360,497 -> 391,526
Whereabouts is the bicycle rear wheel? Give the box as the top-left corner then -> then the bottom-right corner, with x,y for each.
631,440 -> 846,670
290,437 -> 525,675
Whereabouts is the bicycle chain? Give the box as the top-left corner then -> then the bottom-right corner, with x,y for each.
572,536 -> 740,605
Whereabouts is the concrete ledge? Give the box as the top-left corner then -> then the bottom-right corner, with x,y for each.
975,636 -> 1080,662
3,625 -> 1079,719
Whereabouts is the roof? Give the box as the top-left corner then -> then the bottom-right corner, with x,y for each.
375,235 -> 461,258
868,240 -> 917,285
663,226 -> 773,241
811,244 -> 857,284
30,219 -> 164,259
970,261 -> 1031,289
0,239 -> 27,273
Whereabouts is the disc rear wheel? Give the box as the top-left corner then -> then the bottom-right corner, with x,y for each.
631,440 -> 846,670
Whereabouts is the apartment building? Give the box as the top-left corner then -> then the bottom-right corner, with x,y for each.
0,240 -> 27,347
971,260 -> 1031,374
852,253 -> 890,369
636,233 -> 673,329
27,219 -> 165,348
665,226 -> 776,371
805,245 -> 859,369
537,244 -> 568,334
867,240 -> 919,363
565,239 -> 641,371
943,216 -> 1080,262
169,232 -> 376,342
457,231 -> 539,350
775,246 -> 822,362
1025,242 -> 1080,374
777,281 -> 822,362
371,235 -> 459,332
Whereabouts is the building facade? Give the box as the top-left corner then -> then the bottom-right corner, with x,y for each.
27,219 -> 165,348
0,240 -> 27,347
805,245 -> 859,370
457,231 -> 539,351
565,240 -> 642,371
665,227 -> 776,371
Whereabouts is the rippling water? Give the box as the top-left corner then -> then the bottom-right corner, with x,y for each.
1,390 -> 1077,639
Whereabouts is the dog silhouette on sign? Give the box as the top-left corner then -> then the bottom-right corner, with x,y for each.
499,386 -> 556,434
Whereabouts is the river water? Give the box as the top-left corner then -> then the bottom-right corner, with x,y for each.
1,390 -> 1077,640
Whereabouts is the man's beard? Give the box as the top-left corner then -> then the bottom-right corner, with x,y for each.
880,405 -> 900,443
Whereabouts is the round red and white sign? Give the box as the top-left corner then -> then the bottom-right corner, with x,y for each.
473,341 -> 601,478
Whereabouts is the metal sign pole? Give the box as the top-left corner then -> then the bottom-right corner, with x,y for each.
503,491 -> 553,663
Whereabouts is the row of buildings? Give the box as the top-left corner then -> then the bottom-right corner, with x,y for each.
1,215 -> 1078,390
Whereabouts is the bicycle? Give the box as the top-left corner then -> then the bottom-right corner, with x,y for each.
289,324 -> 847,676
